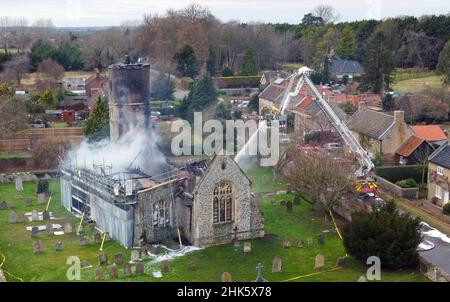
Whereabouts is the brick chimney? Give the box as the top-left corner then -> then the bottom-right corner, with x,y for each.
393,110 -> 404,124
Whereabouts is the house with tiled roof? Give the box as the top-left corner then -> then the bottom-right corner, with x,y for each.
395,135 -> 435,165
346,104 -> 413,163
427,137 -> 450,207
411,125 -> 447,146
330,55 -> 364,81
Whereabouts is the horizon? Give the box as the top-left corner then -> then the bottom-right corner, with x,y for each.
0,0 -> 449,27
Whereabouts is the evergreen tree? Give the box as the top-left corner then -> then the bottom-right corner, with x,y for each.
221,67 -> 234,77
29,39 -> 57,71
361,31 -> 395,93
241,48 -> 258,76
54,41 -> 84,71
321,55 -> 330,83
38,89 -> 56,109
206,50 -> 217,76
173,45 -> 199,78
151,72 -> 174,101
336,25 -> 357,60
382,93 -> 395,111
84,96 -> 110,142
437,39 -> 450,85
248,94 -> 259,112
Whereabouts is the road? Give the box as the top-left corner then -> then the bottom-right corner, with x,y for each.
419,222 -> 450,274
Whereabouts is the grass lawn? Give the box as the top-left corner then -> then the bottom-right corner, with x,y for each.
394,75 -> 447,93
0,173 -> 428,282
0,152 -> 32,159
51,121 -> 69,129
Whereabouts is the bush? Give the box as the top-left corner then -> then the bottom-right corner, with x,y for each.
343,203 -> 422,269
395,178 -> 418,188
376,165 -> 426,184
221,67 -> 234,77
37,179 -> 49,194
443,203 -> 450,215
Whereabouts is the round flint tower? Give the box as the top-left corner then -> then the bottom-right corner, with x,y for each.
108,56 -> 150,142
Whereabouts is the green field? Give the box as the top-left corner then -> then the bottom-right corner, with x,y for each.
0,170 -> 428,282
394,75 -> 446,93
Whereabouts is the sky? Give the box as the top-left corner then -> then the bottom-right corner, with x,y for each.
0,0 -> 448,27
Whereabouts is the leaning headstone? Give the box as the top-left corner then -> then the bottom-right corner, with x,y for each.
0,201 -> 8,210
109,266 -> 118,279
9,202 -> 16,209
124,263 -> 132,277
114,253 -> 123,265
336,257 -> 347,267
37,193 -> 46,205
243,242 -> 251,253
17,213 -> 25,223
42,210 -> 50,221
131,250 -> 141,262
135,263 -> 144,275
8,211 -> 17,224
95,268 -> 104,281
15,176 -> 23,191
33,241 -> 42,254
286,201 -> 293,213
315,254 -> 325,269
307,237 -> 313,246
357,276 -> 367,282
26,198 -> 33,206
297,240 -> 304,248
31,209 -> 39,221
160,260 -> 169,272
99,252 -> 108,265
54,241 -> 63,252
272,256 -> 282,273
81,260 -> 92,269
317,234 -> 325,245
64,223 -> 73,234
283,238 -> 291,248
293,195 -> 301,205
221,272 -> 232,282
280,200 -> 286,206
31,226 -> 39,238
94,233 -> 102,244
79,235 -> 89,246
46,223 -> 54,236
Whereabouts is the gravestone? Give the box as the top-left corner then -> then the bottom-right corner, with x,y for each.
46,223 -> 53,236
275,208 -> 280,216
80,235 -> 89,246
37,193 -> 46,205
9,202 -> 16,209
187,261 -> 197,270
280,200 -> 286,206
336,256 -> 347,267
135,263 -> 144,275
0,201 -> 8,210
317,234 -> 325,245
94,233 -> 102,244
64,222 -> 73,234
286,201 -> 293,213
115,253 -> 123,265
357,276 -> 367,282
17,213 -> 25,223
297,240 -> 304,248
131,250 -> 141,262
293,195 -> 300,205
221,272 -> 232,282
31,209 -> 39,221
282,238 -> 291,248
315,254 -> 325,269
15,176 -> 24,191
307,237 -> 313,246
270,200 -> 277,207
124,263 -> 132,277
31,226 -> 39,238
243,242 -> 251,253
254,263 -> 268,282
160,260 -> 169,272
54,241 -> 63,252
99,252 -> 108,265
42,210 -> 50,221
81,260 -> 92,269
95,268 -> 104,281
33,241 -> 42,254
8,212 -> 17,224
109,266 -> 118,279
261,175 -> 270,185
26,198 -> 33,206
272,256 -> 282,273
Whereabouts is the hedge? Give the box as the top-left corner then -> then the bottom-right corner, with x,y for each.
375,165 -> 427,184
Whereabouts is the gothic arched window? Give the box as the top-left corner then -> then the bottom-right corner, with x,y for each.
213,182 -> 233,223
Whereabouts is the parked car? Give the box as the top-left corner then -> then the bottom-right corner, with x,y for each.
324,142 -> 341,150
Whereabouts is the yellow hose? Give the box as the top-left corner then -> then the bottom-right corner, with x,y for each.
0,249 -> 24,282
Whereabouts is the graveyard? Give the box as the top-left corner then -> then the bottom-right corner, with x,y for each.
0,169 -> 428,282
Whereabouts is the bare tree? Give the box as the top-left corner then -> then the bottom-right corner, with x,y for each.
1,55 -> 30,85
0,95 -> 27,138
312,5 -> 340,24
283,149 -> 354,210
37,58 -> 64,88
32,137 -> 71,169
0,16 -> 11,54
